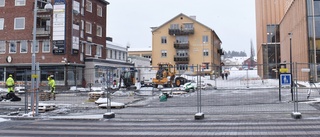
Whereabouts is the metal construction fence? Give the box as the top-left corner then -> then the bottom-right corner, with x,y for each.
0,63 -> 320,119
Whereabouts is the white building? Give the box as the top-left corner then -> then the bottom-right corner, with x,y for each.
128,56 -> 152,83
84,40 -> 133,85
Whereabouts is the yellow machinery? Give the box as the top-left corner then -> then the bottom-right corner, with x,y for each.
152,63 -> 175,88
118,69 -> 137,90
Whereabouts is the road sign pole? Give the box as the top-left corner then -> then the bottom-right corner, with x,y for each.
278,73 -> 281,101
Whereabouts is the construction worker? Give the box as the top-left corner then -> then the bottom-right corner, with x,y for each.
48,75 -> 56,100
6,74 -> 14,93
5,74 -> 21,101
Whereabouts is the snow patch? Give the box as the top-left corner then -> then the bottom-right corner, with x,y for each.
0,118 -> 9,122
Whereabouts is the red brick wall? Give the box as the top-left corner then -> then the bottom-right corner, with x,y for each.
0,0 -> 108,64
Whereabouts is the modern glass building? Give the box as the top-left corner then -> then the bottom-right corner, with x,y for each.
256,0 -> 320,81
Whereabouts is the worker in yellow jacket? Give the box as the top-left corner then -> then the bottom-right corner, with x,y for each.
6,74 -> 14,93
48,75 -> 56,100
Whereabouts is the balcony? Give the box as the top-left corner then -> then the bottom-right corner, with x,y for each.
36,27 -> 50,37
37,9 -> 51,13
169,28 -> 194,35
174,56 -> 189,63
174,42 -> 189,49
36,1 -> 52,13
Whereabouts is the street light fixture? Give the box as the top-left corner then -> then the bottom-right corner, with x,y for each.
31,0 -> 52,115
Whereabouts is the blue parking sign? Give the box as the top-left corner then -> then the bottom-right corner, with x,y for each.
280,73 -> 291,86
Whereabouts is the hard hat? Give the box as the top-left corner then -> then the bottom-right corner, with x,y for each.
9,74 -> 12,77
50,75 -> 54,78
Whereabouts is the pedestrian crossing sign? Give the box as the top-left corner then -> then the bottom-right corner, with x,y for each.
280,73 -> 291,86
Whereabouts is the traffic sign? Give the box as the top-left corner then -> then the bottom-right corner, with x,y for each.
280,73 -> 291,86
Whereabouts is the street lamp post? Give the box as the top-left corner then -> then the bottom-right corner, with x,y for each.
312,0 -> 318,82
32,0 -> 52,115
289,32 -> 293,101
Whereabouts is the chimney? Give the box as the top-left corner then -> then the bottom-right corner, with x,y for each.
190,16 -> 196,20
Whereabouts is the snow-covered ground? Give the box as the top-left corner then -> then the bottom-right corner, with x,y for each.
0,118 -> 9,122
137,69 -> 320,91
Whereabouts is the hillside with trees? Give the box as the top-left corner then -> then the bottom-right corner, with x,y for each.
223,51 -> 247,58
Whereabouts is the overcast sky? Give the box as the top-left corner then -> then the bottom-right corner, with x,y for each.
106,0 -> 256,54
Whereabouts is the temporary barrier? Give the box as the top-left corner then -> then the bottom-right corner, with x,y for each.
0,63 -> 319,120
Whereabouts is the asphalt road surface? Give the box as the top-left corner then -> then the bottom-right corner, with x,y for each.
1,119 -> 320,136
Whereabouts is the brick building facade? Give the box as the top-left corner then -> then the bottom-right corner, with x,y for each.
0,0 -> 109,87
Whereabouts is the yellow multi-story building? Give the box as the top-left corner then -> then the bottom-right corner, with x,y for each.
151,13 -> 223,75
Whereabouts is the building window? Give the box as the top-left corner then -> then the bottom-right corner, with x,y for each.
0,41 -> 5,54
80,43 -> 84,62
85,22 -> 92,34
0,18 -> 4,30
161,50 -> 167,57
86,0 -> 92,12
170,24 -> 179,29
118,51 -> 121,60
96,45 -> 102,57
14,17 -> 25,30
80,20 -> 84,38
96,25 -> 102,37
202,63 -> 209,69
107,49 -> 110,58
203,49 -> 209,56
109,49 -> 113,59
85,44 -> 91,55
20,40 -> 27,53
81,0 -> 84,15
184,23 -> 194,30
9,41 -> 17,53
42,40 -> 50,53
176,50 -> 188,56
176,36 -> 188,43
31,41 -> 39,53
97,5 -> 102,17
177,64 -> 188,71
143,55 -> 151,58
161,36 -> 167,44
0,0 -> 5,7
123,52 -> 126,60
267,24 -> 279,43
15,0 -> 25,6
112,50 -> 115,59
202,35 -> 208,43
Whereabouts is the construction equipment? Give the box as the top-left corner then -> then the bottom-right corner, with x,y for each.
152,63 -> 175,88
152,63 -> 188,88
118,69 -> 137,90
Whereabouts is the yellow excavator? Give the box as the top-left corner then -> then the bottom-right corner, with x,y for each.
152,63 -> 188,88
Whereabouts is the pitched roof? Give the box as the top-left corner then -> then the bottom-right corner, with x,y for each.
151,13 -> 222,42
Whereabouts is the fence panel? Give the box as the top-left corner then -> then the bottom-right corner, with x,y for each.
1,63 -> 320,120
